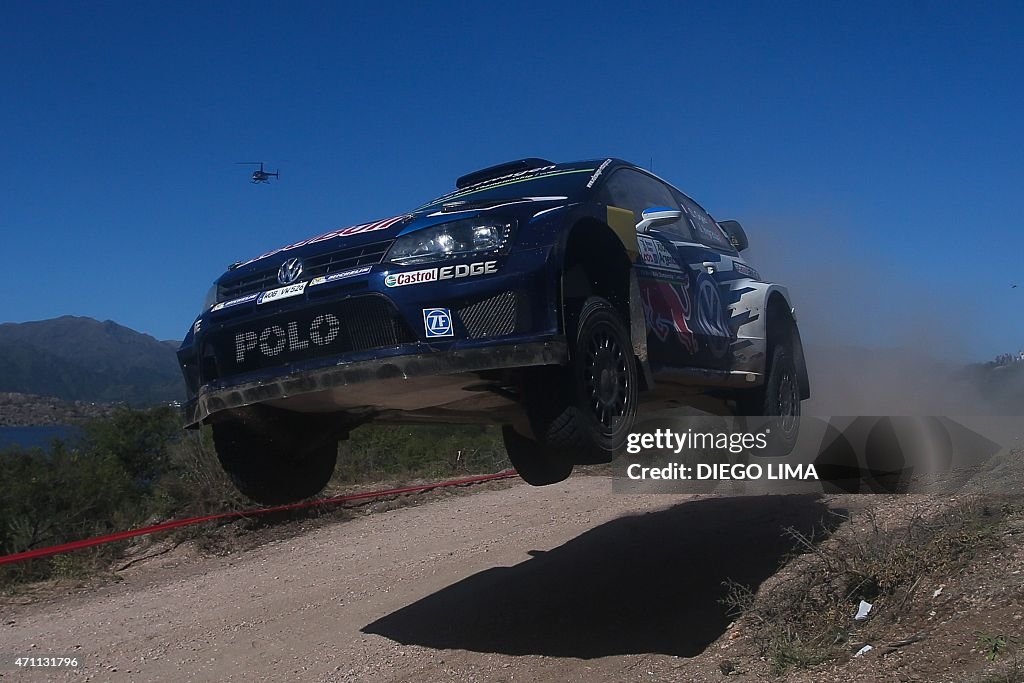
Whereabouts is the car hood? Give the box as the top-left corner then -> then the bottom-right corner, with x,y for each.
218,196 -> 571,282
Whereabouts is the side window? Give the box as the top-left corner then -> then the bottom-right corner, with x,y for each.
676,191 -> 733,251
599,169 -> 693,240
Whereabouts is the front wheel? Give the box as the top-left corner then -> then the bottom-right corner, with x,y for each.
502,426 -> 574,486
524,296 -> 639,465
211,408 -> 339,505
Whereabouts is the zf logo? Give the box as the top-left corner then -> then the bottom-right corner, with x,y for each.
423,308 -> 453,338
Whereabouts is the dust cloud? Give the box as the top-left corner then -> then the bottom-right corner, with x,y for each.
739,211 -> 1022,417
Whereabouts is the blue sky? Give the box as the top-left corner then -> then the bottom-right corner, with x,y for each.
2,2 -> 1022,359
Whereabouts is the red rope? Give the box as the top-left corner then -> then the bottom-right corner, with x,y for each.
0,469 -> 518,566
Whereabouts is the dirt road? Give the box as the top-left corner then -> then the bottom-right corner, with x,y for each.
1,477 -> 836,682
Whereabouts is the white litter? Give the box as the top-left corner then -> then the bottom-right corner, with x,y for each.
932,584 -> 944,598
855,645 -> 874,657
854,600 -> 873,621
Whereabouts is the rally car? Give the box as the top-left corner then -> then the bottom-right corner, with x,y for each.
179,158 -> 809,503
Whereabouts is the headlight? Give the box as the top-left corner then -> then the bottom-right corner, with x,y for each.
386,218 -> 514,265
202,284 -> 218,312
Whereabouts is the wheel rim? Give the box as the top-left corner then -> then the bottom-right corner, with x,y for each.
775,366 -> 800,437
583,322 -> 631,430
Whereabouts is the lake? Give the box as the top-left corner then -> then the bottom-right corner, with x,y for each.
0,425 -> 80,450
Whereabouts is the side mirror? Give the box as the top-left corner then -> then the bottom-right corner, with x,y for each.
636,206 -> 682,233
718,220 -> 748,251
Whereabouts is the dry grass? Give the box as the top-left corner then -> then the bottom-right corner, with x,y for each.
723,496 -> 1015,674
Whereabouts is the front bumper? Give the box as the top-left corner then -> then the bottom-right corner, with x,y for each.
183,340 -> 567,428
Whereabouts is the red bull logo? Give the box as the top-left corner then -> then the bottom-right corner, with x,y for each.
639,280 -> 697,354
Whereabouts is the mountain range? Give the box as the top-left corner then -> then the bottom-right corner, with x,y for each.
0,316 -> 184,405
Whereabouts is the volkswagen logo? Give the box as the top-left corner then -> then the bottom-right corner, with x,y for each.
277,257 -> 304,285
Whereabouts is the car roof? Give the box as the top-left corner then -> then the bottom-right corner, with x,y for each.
417,158 -> 620,210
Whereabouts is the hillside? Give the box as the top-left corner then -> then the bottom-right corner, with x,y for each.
0,316 -> 184,405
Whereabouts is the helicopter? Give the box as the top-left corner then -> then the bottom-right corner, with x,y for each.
237,162 -> 279,183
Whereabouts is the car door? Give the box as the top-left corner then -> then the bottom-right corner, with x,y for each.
665,189 -> 742,371
599,168 -> 729,370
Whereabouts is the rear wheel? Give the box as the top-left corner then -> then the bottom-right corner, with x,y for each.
737,342 -> 801,457
211,407 -> 339,505
523,296 -> 638,465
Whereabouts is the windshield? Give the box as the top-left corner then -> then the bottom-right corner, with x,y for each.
417,163 -> 599,211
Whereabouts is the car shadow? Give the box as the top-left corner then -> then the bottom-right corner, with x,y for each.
362,494 -> 842,659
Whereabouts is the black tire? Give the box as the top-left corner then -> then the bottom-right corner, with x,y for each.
524,296 -> 639,464
501,425 -> 574,486
212,409 -> 338,505
737,342 -> 801,457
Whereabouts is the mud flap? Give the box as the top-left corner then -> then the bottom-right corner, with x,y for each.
629,270 -> 653,390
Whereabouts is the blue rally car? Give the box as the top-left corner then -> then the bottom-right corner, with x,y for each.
179,158 -> 810,503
